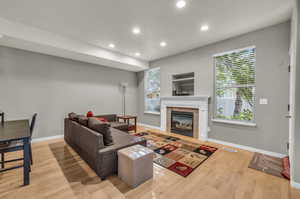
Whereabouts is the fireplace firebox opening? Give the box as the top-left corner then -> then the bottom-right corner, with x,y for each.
171,111 -> 193,137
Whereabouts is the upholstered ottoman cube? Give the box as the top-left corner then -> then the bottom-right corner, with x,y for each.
118,144 -> 154,188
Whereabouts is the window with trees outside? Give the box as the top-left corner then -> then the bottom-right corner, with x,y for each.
214,47 -> 256,124
145,67 -> 160,114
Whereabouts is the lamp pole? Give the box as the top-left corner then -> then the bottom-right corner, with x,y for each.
120,82 -> 128,116
123,86 -> 126,116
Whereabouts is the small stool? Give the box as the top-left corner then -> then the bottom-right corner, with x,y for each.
118,145 -> 154,188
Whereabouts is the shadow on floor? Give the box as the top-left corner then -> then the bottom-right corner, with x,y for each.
107,175 -> 132,194
49,141 -> 100,185
49,141 -> 133,195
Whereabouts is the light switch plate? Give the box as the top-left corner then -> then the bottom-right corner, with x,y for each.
259,98 -> 268,105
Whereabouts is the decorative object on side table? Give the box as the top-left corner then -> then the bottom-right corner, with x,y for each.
118,144 -> 154,188
117,115 -> 137,133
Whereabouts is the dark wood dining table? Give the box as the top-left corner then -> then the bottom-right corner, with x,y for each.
0,120 -> 31,186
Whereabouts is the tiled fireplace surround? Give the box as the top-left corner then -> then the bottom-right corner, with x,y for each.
167,107 -> 199,138
160,96 -> 210,141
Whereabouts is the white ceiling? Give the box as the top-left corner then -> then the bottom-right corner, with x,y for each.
0,0 -> 293,71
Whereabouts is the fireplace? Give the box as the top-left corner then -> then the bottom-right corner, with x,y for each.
161,96 -> 210,141
166,107 -> 199,138
171,111 -> 193,137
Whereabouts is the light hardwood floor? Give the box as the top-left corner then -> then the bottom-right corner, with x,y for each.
0,126 -> 299,199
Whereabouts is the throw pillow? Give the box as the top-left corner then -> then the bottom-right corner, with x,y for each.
88,117 -> 113,146
78,115 -> 89,126
96,117 -> 108,123
86,111 -> 94,117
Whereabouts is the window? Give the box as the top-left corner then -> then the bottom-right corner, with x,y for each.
145,67 -> 160,114
214,47 -> 256,124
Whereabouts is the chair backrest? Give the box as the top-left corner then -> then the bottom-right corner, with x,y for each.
30,113 -> 37,137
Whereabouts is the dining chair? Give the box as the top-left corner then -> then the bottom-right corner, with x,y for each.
29,113 -> 37,164
0,113 -> 37,170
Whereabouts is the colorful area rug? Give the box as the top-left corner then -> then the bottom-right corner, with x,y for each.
134,131 -> 218,177
248,152 -> 285,179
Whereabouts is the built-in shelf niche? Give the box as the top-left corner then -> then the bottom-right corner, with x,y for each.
172,72 -> 194,96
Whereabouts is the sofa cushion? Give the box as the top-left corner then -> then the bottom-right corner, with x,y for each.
95,114 -> 117,122
68,112 -> 79,121
97,117 -> 108,123
99,128 -> 146,153
110,122 -> 128,132
88,117 -> 113,146
78,115 -> 89,126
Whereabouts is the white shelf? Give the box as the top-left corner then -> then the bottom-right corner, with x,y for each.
172,77 -> 195,82
172,72 -> 195,96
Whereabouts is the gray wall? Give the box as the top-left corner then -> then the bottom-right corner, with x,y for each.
0,46 -> 138,139
138,22 -> 291,154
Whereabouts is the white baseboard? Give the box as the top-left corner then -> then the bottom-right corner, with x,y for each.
32,135 -> 64,143
137,123 -> 163,131
208,138 -> 286,158
291,181 -> 300,189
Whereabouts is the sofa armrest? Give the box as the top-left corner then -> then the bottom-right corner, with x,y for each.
79,126 -> 105,152
95,114 -> 117,122
64,118 -> 74,144
70,122 -> 105,170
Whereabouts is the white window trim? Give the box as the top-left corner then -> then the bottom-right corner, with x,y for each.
144,67 -> 160,114
213,46 -> 257,125
144,111 -> 161,115
213,45 -> 256,57
212,119 -> 257,127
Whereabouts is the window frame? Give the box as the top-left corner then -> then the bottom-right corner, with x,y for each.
212,46 -> 257,126
144,67 -> 161,115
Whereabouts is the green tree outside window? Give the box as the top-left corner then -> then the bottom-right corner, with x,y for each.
145,68 -> 160,113
214,47 -> 256,122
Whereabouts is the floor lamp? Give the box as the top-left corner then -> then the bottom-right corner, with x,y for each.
120,82 -> 128,116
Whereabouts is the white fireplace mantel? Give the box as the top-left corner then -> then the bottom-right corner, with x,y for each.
160,96 -> 210,141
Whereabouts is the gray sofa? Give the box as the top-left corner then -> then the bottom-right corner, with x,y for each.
64,118 -> 146,179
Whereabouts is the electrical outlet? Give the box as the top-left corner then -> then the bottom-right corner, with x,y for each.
259,98 -> 268,105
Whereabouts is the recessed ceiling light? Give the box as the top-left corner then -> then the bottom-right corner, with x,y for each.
160,41 -> 167,47
132,27 -> 141,35
201,25 -> 209,31
135,52 -> 141,57
176,0 -> 186,9
109,43 -> 115,48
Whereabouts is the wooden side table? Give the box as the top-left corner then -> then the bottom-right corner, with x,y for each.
117,115 -> 137,133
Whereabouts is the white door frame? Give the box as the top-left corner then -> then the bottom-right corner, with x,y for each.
289,5 -> 297,184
